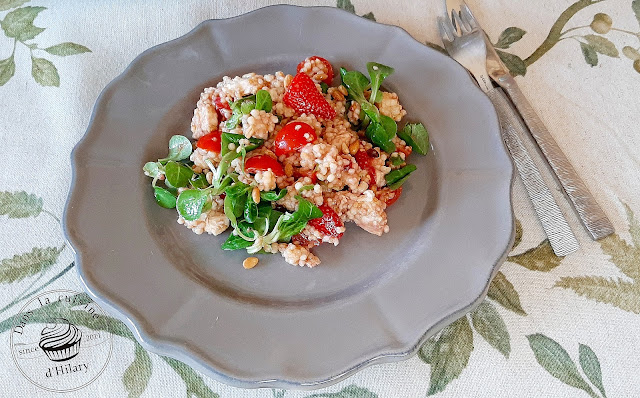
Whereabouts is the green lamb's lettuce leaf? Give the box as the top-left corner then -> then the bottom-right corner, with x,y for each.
340,68 -> 370,104
190,173 -> 209,189
341,63 -> 399,153
176,189 -> 208,221
277,196 -> 323,242
226,94 -> 257,129
223,182 -> 251,227
221,234 -> 254,250
244,191 -> 259,223
241,100 -> 256,114
398,123 -> 430,155
159,135 -> 192,162
143,162 -> 163,178
164,161 -> 194,188
366,120 -> 396,154
385,164 -> 417,190
153,186 -> 177,209
389,154 -> 405,167
255,89 -> 273,112
220,133 -> 263,156
367,62 -> 394,104
260,189 -> 287,202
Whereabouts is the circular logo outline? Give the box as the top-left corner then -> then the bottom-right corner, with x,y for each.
10,289 -> 113,393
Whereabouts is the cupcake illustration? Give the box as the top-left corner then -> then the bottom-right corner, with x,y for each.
39,318 -> 82,362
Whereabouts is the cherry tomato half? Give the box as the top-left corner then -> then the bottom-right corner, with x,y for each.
245,155 -> 285,176
274,122 -> 317,157
296,56 -> 334,85
196,130 -> 222,153
292,233 -> 320,248
292,168 -> 318,184
355,149 -> 378,186
384,186 -> 403,207
308,204 -> 344,239
213,96 -> 231,121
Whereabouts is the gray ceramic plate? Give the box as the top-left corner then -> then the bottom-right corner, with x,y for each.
64,5 -> 514,390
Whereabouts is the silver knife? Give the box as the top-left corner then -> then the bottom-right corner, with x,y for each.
488,88 -> 579,256
481,33 -> 614,240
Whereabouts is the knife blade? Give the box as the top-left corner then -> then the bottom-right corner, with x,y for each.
487,88 -> 579,256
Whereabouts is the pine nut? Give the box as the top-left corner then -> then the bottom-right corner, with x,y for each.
331,90 -> 345,101
243,257 -> 259,269
349,140 -> 360,155
252,187 -> 261,204
284,162 -> 294,177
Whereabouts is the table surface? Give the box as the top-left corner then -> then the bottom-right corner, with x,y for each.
1,0 -> 639,397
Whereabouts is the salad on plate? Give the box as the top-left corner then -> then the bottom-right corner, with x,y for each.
143,56 -> 430,268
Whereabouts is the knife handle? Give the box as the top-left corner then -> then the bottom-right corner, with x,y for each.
497,75 -> 614,240
487,88 -> 579,256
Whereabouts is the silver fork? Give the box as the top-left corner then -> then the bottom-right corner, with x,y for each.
438,7 -> 492,93
438,1 -> 579,256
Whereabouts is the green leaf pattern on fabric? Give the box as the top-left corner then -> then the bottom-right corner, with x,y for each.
0,54 -> 15,85
0,246 -> 62,283
557,204 -> 640,313
304,385 -> 378,398
494,27 -> 527,49
0,6 -> 45,41
336,0 -> 375,21
496,49 -> 527,76
31,56 -> 59,86
425,317 -> 474,396
507,239 -> 562,271
581,42 -> 599,66
579,344 -> 607,398
44,42 -> 91,56
487,271 -> 527,315
123,343 -> 153,398
0,191 -> 43,218
0,4 -> 90,86
0,0 -> 30,12
164,357 -> 219,398
527,334 -> 602,398
470,301 -> 511,358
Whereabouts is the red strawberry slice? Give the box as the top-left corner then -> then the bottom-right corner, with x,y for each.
283,73 -> 336,120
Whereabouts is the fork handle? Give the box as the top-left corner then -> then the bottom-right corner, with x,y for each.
497,75 -> 614,240
487,88 -> 579,256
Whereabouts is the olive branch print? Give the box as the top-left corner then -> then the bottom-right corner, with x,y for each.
492,0 -> 640,76
0,1 -> 91,87
528,334 -> 607,398
556,204 -> 640,313
417,220 -> 568,396
0,191 -> 74,316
